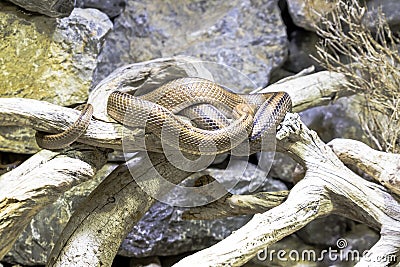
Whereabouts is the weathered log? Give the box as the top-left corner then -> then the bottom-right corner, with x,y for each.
0,59 -> 351,154
329,138 -> 400,196
171,114 -> 400,267
47,152 -> 191,267
1,58 -> 369,266
0,146 -> 108,259
182,191 -> 288,220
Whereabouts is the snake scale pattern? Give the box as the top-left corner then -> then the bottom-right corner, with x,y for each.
35,77 -> 292,154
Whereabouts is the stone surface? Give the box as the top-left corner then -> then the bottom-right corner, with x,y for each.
120,201 -> 251,258
3,164 -> 118,265
119,161 -> 287,257
364,0 -> 400,33
75,0 -> 126,18
321,224 -> 379,266
130,256 -> 162,267
0,4 -> 112,106
296,215 -> 353,246
265,152 -> 297,183
341,224 -> 379,254
300,95 -> 369,144
94,0 -> 288,88
207,160 -> 288,195
7,0 -> 74,17
0,3 -> 112,154
286,0 -> 336,31
283,30 -> 322,73
250,224 -> 379,266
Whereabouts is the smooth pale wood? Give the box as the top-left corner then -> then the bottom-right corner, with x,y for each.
256,71 -> 350,112
172,114 -> 400,267
182,191 -> 288,220
0,146 -> 108,259
329,138 -> 400,196
47,152 -> 191,267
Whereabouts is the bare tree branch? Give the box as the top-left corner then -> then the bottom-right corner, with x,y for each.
47,152 -> 190,267
0,146 -> 108,259
182,191 -> 288,220
171,114 -> 400,267
329,138 -> 400,196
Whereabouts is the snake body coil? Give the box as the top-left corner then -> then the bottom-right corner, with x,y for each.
35,77 -> 292,154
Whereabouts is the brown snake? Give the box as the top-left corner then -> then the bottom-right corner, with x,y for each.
35,104 -> 94,150
35,77 -> 291,154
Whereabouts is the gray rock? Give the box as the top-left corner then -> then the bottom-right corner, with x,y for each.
341,224 -> 379,254
0,4 -> 112,106
0,4 -> 112,153
283,30 -> 322,73
299,95 -> 369,144
94,0 -> 288,88
75,0 -> 126,18
296,215 -> 353,247
321,224 -> 379,266
286,0 -> 336,31
120,202 -> 251,257
207,159 -> 288,195
364,0 -> 400,33
3,164 -> 118,265
130,256 -> 161,267
250,224 -> 378,267
7,0 -> 74,17
266,152 -> 297,183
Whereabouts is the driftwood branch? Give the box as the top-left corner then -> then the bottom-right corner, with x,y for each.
3,57 -> 388,266
0,64 -> 351,154
256,70 -> 352,111
47,152 -> 191,267
182,191 -> 288,220
171,114 -> 400,267
0,146 -> 108,259
328,138 -> 400,196
41,68 -> 350,266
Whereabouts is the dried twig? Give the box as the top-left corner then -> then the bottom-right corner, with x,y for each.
313,0 -> 400,153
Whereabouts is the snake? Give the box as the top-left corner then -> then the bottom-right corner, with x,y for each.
35,104 -> 94,150
35,77 -> 291,154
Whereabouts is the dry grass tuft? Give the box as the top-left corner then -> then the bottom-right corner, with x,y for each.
312,0 -> 400,153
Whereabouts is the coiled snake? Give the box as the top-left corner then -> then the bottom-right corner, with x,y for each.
35,77 -> 292,154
